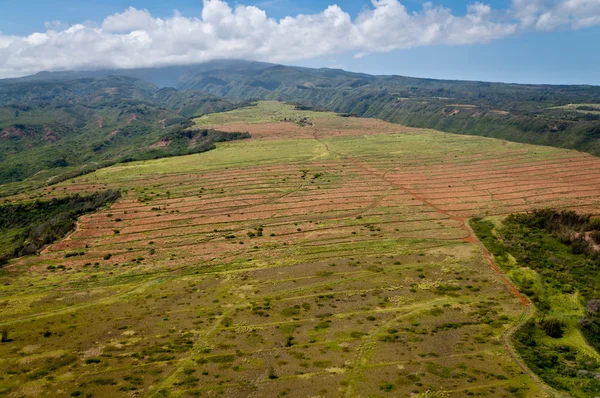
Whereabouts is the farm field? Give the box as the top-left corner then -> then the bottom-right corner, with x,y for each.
548,103 -> 600,115
3,102 -> 600,397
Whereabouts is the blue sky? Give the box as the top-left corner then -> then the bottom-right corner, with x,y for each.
0,0 -> 599,84
0,0 -> 512,33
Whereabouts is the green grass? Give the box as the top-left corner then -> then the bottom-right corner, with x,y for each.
90,138 -> 323,184
193,101 -> 335,126
549,103 -> 600,114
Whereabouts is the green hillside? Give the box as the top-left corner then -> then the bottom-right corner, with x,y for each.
3,60 -> 600,195
169,61 -> 600,157
0,76 -> 239,192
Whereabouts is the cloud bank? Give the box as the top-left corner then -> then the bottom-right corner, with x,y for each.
0,0 -> 599,77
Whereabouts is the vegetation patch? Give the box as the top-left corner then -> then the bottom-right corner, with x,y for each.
472,210 -> 600,397
0,189 -> 120,265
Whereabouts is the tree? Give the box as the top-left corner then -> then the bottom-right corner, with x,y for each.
540,318 -> 565,338
590,230 -> 600,245
1,328 -> 9,342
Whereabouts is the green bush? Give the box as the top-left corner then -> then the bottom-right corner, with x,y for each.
540,318 -> 565,338
1,328 -> 9,342
591,230 -> 600,245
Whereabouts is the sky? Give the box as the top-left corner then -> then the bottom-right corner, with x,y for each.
0,0 -> 599,84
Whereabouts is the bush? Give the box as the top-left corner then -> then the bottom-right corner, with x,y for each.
587,299 -> 600,314
540,318 -> 565,338
379,382 -> 396,392
571,237 -> 590,255
268,366 -> 278,379
591,230 -> 600,245
1,328 -> 9,342
94,378 -> 116,385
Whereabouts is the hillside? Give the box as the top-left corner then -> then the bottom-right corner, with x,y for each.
0,76 -> 238,191
173,61 -> 600,157
4,102 -> 600,396
16,60 -> 600,155
4,60 -> 600,194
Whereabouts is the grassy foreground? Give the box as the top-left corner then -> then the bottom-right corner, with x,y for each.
3,102 -> 600,397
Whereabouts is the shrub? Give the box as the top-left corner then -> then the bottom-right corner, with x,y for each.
540,318 -> 565,338
1,328 -> 9,342
94,378 -> 116,385
571,237 -> 589,255
379,382 -> 396,392
268,366 -> 278,379
591,230 -> 600,245
588,299 -> 600,314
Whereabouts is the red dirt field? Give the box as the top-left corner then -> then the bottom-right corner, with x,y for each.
19,129 -> 600,274
211,116 -> 420,140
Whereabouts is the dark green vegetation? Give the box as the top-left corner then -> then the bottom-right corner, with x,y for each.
471,210 -> 600,397
0,75 -> 238,189
131,121 -> 250,163
0,190 -> 120,265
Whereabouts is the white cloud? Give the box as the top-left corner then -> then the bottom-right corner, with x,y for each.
102,7 -> 163,32
44,20 -> 69,31
511,0 -> 600,30
0,0 -> 598,77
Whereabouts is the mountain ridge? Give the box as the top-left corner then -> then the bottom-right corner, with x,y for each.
7,59 -> 599,88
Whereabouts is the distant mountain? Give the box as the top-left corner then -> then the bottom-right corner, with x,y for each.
0,75 -> 237,190
8,60 -> 275,89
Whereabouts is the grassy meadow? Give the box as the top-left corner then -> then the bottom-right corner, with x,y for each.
3,102 -> 600,397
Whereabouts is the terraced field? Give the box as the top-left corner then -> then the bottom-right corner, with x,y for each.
2,102 -> 600,397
